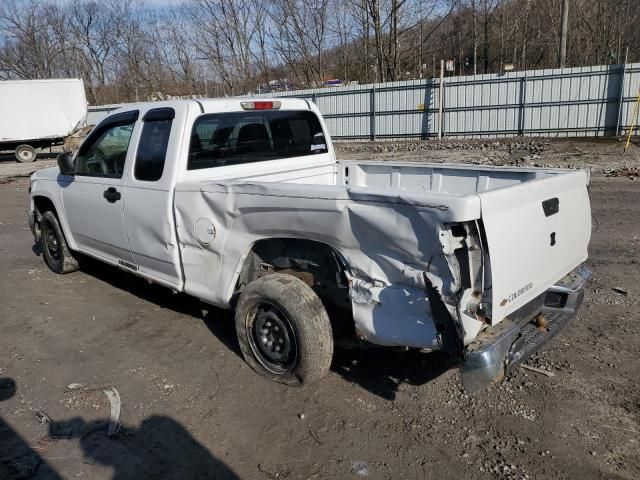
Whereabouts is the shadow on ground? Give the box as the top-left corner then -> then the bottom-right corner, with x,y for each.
75,255 -> 243,359
65,255 -> 457,401
47,416 -> 239,480
332,346 -> 458,400
0,378 -> 61,479
0,376 -> 238,479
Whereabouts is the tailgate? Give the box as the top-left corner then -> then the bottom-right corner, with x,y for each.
479,170 -> 591,322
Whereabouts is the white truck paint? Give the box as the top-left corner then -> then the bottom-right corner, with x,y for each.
0,78 -> 87,162
28,98 -> 591,391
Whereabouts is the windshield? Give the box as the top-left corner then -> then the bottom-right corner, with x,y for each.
187,110 -> 328,170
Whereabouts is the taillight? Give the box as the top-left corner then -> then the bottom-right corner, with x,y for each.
240,100 -> 281,110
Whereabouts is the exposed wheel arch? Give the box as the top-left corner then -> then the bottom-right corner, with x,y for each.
33,195 -> 56,216
40,210 -> 79,274
31,196 -> 58,243
31,194 -> 78,252
234,238 -> 353,337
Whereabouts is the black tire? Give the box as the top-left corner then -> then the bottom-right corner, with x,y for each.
15,144 -> 36,163
40,211 -> 79,274
235,273 -> 333,387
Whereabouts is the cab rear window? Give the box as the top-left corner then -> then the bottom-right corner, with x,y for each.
187,110 -> 328,170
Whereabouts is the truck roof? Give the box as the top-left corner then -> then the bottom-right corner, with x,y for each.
109,97 -> 312,115
0,78 -> 84,85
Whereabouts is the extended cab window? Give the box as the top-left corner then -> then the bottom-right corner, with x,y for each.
188,110 -> 328,170
75,111 -> 138,177
135,108 -> 175,182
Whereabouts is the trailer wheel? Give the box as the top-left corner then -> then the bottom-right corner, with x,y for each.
15,144 -> 36,163
235,273 -> 333,387
40,211 -> 79,274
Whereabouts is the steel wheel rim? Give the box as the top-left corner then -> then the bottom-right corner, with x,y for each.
247,301 -> 297,375
18,148 -> 32,161
45,226 -> 60,261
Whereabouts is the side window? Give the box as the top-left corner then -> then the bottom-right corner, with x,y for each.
135,108 -> 175,182
75,111 -> 137,178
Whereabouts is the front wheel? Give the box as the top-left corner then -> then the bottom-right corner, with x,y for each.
235,274 -> 333,387
40,211 -> 79,274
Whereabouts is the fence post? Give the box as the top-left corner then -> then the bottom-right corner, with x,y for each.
370,87 -> 376,141
311,93 -> 317,104
438,60 -> 444,139
615,55 -> 628,136
518,75 -> 527,136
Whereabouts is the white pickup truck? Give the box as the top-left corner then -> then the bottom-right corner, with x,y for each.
28,98 -> 591,392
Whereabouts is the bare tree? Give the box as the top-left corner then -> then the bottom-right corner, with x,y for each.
269,0 -> 330,87
1,0 -> 639,103
187,0 -> 269,95
0,0 -> 64,79
65,0 -> 127,103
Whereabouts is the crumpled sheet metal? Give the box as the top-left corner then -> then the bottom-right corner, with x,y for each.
349,278 -> 440,348
174,181 -> 481,348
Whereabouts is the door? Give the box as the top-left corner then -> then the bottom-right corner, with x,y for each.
61,110 -> 139,267
123,107 -> 183,288
478,170 -> 591,322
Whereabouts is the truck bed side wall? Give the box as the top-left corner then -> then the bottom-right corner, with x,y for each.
174,181 -> 481,349
337,160 -> 556,194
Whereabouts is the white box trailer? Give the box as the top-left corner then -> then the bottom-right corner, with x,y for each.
0,78 -> 87,162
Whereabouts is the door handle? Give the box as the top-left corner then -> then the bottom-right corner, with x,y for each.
103,187 -> 121,203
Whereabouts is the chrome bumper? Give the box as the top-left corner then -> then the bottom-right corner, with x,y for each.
460,264 -> 592,393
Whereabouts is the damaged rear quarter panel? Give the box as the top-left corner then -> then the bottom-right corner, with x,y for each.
174,180 -> 482,349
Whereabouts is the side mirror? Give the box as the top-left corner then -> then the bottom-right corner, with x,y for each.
57,152 -> 75,176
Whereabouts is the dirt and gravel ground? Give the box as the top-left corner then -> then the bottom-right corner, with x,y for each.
335,136 -> 640,177
0,152 -> 57,180
0,138 -> 639,480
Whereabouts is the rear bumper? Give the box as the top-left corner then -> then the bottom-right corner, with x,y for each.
460,264 -> 591,393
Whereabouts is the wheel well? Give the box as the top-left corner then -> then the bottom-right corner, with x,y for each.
236,238 -> 352,311
33,196 -> 56,216
32,195 -> 78,255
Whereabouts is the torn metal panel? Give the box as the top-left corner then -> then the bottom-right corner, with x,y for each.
435,223 -> 487,346
348,278 -> 440,349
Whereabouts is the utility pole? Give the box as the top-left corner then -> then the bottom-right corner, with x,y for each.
559,0 -> 569,68
418,20 -> 423,78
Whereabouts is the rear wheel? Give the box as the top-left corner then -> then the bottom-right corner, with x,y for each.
40,211 -> 79,274
15,144 -> 36,163
235,274 -> 333,387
